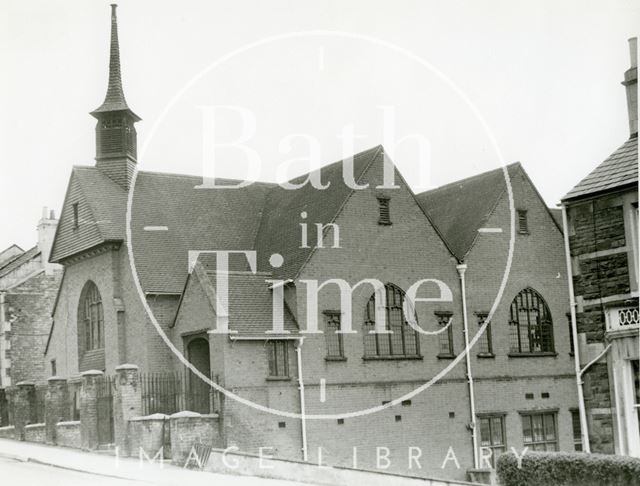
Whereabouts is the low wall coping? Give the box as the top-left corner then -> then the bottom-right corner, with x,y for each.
169,411 -> 201,419
47,376 -> 67,383
0,426 -> 15,431
80,370 -> 104,377
130,413 -> 168,421
16,381 -> 35,387
115,364 -> 139,371
57,421 -> 81,427
25,423 -> 45,429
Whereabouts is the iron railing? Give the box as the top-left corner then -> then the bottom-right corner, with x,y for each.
141,370 -> 220,416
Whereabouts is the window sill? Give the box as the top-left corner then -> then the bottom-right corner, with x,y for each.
362,355 -> 423,361
266,376 -> 291,381
477,353 -> 495,359
508,352 -> 558,358
377,221 -> 393,226
325,356 -> 347,362
437,354 -> 456,360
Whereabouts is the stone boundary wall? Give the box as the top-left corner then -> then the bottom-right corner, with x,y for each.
24,423 -> 46,443
56,421 -> 81,448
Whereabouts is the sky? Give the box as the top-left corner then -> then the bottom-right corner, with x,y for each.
1,0 -> 638,251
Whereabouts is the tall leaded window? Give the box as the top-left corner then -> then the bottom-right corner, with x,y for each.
324,311 -> 344,359
436,311 -> 454,357
267,341 -> 289,378
363,284 -> 420,358
80,281 -> 104,351
509,288 -> 554,354
476,312 -> 493,356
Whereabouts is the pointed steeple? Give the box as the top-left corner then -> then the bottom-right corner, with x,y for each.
90,4 -> 140,190
91,4 -> 139,120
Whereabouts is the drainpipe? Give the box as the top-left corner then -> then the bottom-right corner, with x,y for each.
561,204 -> 591,453
295,337 -> 308,462
456,263 -> 478,469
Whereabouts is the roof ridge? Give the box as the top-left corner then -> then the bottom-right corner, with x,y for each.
418,162 -> 521,197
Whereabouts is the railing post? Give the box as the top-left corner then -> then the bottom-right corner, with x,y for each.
80,370 -> 103,450
45,376 -> 69,444
114,364 -> 142,456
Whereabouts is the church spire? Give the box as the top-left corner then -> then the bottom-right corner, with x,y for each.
91,4 -> 139,120
90,4 -> 140,190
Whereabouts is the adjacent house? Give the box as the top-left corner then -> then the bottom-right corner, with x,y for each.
44,5 -> 580,481
561,38 -> 639,457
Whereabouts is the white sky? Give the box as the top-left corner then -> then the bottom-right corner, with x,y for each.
1,0 -> 638,251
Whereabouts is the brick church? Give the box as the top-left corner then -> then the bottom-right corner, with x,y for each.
44,5 -> 580,481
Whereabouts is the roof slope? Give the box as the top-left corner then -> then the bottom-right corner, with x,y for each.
201,266 -> 298,336
254,145 -> 382,278
563,136 -> 638,201
416,163 -> 521,261
0,246 -> 40,279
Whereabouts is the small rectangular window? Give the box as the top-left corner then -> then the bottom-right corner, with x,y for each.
478,415 -> 506,468
267,340 -> 289,378
377,197 -> 391,225
476,312 -> 493,356
73,203 -> 79,229
570,409 -> 582,451
324,311 -> 344,359
517,209 -> 529,234
50,359 -> 57,376
567,313 -> 575,355
436,312 -> 454,357
521,412 -> 558,451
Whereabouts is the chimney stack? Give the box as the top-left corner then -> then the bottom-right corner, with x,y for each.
622,37 -> 638,138
37,207 -> 60,275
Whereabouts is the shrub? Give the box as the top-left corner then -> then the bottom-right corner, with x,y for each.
496,450 -> 640,486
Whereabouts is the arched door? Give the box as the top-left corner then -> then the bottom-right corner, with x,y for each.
187,338 -> 211,413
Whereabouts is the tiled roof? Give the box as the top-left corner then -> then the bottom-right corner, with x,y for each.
254,145 -> 382,278
52,146 -> 385,294
562,137 -> 638,201
0,246 -> 40,279
0,245 -> 24,268
130,171 -> 273,293
416,163 -> 522,261
202,268 -> 298,336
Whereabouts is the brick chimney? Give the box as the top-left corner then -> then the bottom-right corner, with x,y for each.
37,207 -> 60,275
622,37 -> 638,138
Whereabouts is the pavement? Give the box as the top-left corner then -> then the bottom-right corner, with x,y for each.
0,439 -> 318,486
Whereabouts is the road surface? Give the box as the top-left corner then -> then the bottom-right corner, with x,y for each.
0,455 -> 312,486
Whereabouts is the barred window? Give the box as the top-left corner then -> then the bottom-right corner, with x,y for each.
479,415 -> 506,467
522,412 -> 558,451
324,311 -> 344,359
377,197 -> 391,225
509,288 -> 554,354
518,209 -> 529,234
80,281 -> 104,351
267,341 -> 289,378
476,312 -> 493,356
363,284 -> 419,358
436,311 -> 454,356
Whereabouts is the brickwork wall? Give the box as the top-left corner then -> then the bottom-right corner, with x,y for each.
5,271 -> 61,384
